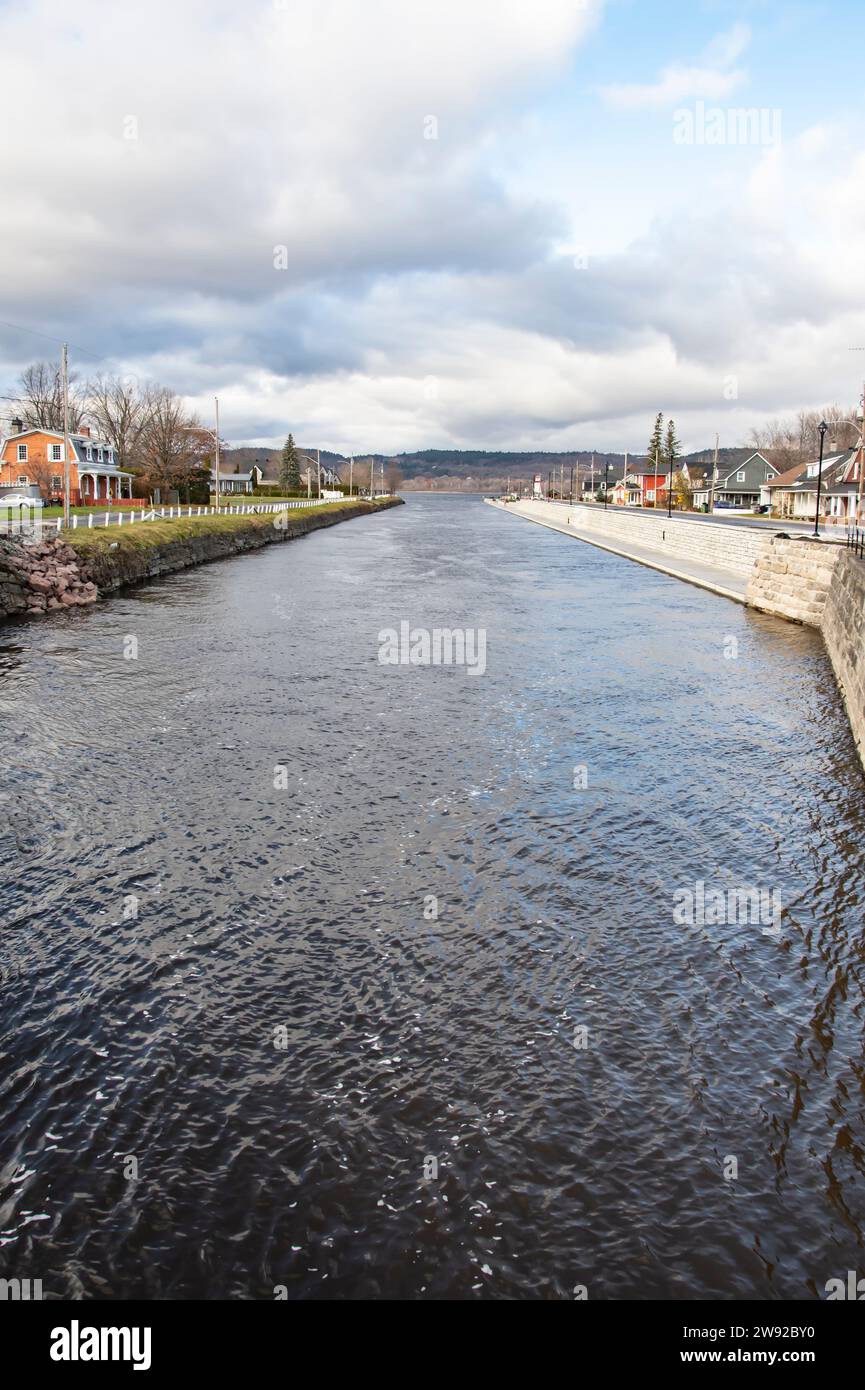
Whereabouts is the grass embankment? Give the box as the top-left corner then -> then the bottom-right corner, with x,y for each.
61,499 -> 372,556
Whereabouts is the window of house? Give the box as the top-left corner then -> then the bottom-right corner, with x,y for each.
736,471 -> 746,482
17,443 -> 27,462
86,446 -> 92,461
51,474 -> 62,490
50,443 -> 63,462
98,448 -> 104,462
17,474 -> 29,485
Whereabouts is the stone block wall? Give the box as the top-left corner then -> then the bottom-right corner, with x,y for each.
822,549 -> 865,768
745,536 -> 844,627
512,500 -> 769,576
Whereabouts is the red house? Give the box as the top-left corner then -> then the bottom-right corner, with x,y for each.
0,421 -> 134,504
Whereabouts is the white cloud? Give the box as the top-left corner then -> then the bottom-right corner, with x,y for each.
599,22 -> 750,111
2,3 -> 865,456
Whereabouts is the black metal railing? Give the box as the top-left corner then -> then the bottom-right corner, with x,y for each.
846,525 -> 865,559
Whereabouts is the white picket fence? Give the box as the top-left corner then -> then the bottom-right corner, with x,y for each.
45,497 -> 345,534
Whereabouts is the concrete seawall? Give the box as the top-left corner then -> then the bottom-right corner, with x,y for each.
498,499 -> 767,576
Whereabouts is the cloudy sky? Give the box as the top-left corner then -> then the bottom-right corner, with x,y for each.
1,0 -> 864,454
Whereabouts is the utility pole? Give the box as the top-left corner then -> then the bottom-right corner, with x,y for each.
349,455 -> 353,496
857,382 -> 865,524
370,455 -> 375,500
591,452 -> 595,501
214,397 -> 220,510
61,343 -> 71,528
317,448 -> 322,498
708,433 -> 719,514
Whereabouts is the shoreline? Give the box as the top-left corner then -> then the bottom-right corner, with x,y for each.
0,497 -> 403,622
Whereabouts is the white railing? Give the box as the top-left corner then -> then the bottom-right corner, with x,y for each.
42,497 -> 360,533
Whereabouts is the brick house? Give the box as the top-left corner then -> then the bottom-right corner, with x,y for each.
0,420 -> 134,504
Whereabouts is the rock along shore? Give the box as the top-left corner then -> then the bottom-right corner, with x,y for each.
0,497 -> 403,623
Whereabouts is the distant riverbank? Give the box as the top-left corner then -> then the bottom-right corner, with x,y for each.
0,496 -> 403,621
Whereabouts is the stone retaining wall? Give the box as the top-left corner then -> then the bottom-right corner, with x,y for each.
510,500 -> 769,576
745,536 -> 844,627
822,549 -> 865,768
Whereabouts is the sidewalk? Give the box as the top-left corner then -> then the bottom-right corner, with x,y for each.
490,500 -> 748,604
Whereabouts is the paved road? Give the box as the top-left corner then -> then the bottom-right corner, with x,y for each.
545,500 -> 846,538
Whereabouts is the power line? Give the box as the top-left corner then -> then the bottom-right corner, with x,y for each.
0,317 -> 104,361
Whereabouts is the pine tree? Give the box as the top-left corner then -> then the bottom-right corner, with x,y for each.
279,433 -> 301,493
647,412 -> 664,469
664,417 -> 681,470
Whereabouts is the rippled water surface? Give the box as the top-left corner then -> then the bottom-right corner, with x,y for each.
1,494 -> 864,1300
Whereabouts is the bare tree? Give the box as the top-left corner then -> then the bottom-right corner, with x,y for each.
87,373 -> 155,474
750,403 -> 860,467
16,359 -> 88,431
139,388 -> 208,499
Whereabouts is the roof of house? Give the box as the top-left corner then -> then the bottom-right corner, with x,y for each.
1,426 -> 132,473
3,426 -> 114,453
713,452 -> 777,486
769,450 -> 856,493
766,461 -> 810,489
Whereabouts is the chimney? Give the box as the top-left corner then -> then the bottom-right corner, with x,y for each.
11,416 -> 22,434
78,425 -> 91,438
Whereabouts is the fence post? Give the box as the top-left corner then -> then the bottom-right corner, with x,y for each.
73,514 -> 78,529
104,512 -> 109,527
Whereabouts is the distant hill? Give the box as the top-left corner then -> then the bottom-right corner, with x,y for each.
220,444 -> 759,488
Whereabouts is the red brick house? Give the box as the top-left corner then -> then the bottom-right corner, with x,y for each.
0,421 -> 134,504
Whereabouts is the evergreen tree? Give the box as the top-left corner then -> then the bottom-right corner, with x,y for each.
664,417 -> 681,470
279,433 -> 301,493
647,412 -> 664,469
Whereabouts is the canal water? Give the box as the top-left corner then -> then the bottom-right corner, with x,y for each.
1,493 -> 863,1300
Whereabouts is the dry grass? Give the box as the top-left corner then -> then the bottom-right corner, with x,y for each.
62,500 -> 372,556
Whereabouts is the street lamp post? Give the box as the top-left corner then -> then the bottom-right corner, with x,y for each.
814,420 -> 828,537
213,398 -> 220,510
604,462 -> 609,509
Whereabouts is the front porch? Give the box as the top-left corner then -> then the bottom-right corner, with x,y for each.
78,469 -> 134,503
